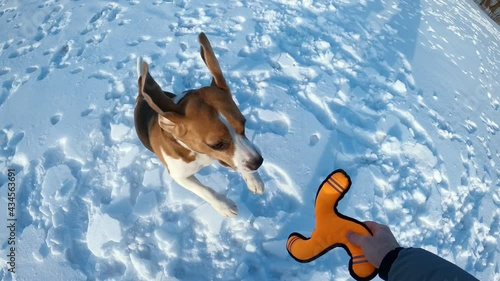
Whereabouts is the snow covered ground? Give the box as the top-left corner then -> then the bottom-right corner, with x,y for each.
0,0 -> 499,280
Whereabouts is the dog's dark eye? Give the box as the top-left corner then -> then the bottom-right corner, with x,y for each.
210,141 -> 228,151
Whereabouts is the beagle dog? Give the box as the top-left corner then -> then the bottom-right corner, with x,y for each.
134,32 -> 264,217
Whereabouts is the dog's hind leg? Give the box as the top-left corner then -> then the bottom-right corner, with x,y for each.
175,176 -> 238,217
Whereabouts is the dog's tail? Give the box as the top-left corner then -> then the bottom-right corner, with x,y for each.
136,57 -> 144,79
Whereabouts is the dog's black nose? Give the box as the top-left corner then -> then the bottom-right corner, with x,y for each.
247,155 -> 264,171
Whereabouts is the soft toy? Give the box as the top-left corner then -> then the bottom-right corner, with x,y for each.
286,169 -> 378,281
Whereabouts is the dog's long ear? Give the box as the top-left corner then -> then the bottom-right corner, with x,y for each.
157,114 -> 186,137
137,58 -> 181,115
137,58 -> 186,136
198,32 -> 229,90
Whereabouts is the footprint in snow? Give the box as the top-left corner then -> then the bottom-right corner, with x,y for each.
248,108 -> 290,136
26,66 -> 39,73
81,3 -> 124,35
80,105 -> 95,117
50,114 -> 62,125
0,128 -> 25,162
127,36 -> 151,47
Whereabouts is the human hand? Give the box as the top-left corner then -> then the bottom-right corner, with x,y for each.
347,221 -> 400,268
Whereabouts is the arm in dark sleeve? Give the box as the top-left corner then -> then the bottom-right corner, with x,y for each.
378,247 -> 479,281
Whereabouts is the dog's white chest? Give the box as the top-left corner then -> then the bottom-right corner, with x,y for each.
160,147 -> 215,178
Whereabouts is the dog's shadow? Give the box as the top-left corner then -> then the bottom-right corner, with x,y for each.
236,163 -> 302,218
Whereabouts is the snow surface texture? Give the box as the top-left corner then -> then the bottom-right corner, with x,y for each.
0,0 -> 499,280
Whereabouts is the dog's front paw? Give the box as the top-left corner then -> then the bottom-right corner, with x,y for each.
243,172 -> 265,194
213,194 -> 238,217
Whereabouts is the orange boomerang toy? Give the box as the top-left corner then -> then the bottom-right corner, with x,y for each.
286,169 -> 378,281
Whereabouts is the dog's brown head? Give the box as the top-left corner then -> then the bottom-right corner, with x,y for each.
138,33 -> 263,172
